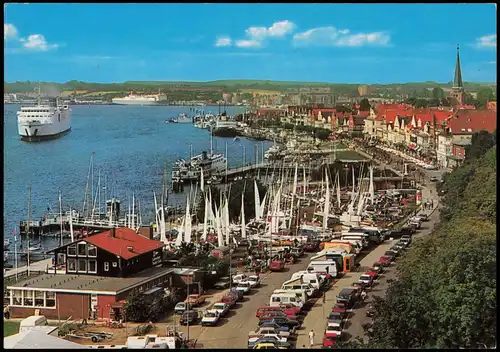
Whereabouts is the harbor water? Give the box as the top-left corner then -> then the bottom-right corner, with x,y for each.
3,104 -> 272,253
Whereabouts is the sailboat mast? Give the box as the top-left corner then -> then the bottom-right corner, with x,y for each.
59,190 -> 63,247
27,185 -> 31,275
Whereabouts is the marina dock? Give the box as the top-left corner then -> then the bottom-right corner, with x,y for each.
4,258 -> 52,278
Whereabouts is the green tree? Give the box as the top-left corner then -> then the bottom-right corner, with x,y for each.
124,291 -> 157,322
432,86 -> 445,99
359,98 -> 371,111
465,130 -> 496,163
414,99 -> 428,108
475,87 -> 495,108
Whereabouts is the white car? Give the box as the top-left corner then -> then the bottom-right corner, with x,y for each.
232,274 -> 248,285
236,281 -> 252,294
248,334 -> 287,345
325,323 -> 343,337
248,275 -> 261,288
211,302 -> 230,317
358,274 -> 374,286
201,309 -> 220,326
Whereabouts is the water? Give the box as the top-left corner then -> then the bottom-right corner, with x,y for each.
3,104 -> 272,248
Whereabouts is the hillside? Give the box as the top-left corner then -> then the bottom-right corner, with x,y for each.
4,79 -> 496,95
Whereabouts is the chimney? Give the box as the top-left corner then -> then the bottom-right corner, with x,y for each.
111,227 -> 116,237
127,246 -> 134,252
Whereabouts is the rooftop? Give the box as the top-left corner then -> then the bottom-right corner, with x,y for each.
8,266 -> 174,295
4,330 -> 88,349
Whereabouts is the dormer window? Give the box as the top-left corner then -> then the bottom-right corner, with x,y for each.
461,128 -> 466,132
467,128 -> 472,132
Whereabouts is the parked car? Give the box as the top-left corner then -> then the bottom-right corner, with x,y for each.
358,274 -> 374,287
201,309 -> 221,326
378,256 -> 392,266
325,322 -> 343,338
258,321 -> 293,335
259,311 -> 296,321
211,302 -> 230,317
370,262 -> 384,274
383,252 -> 396,262
248,275 -> 261,288
323,334 -> 338,348
249,326 -> 290,339
184,294 -> 206,307
304,241 -> 320,252
248,336 -> 290,349
430,176 -> 438,182
290,247 -> 304,257
253,342 -> 287,349
331,304 -> 348,319
327,311 -> 344,326
236,281 -> 252,294
232,274 -> 248,285
259,316 -> 300,330
336,288 -> 357,308
351,281 -> 369,291
179,310 -> 200,325
228,289 -> 245,302
269,260 -> 285,272
219,295 -> 236,307
213,277 -> 231,289
174,302 -> 193,314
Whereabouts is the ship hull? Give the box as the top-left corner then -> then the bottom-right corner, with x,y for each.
20,127 -> 72,142
112,99 -> 159,105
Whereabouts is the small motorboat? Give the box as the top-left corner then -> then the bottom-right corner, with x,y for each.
233,137 -> 240,142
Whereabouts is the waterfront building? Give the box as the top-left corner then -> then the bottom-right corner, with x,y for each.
6,228 -> 174,321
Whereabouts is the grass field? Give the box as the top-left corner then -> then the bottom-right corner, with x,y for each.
4,321 -> 20,337
336,150 -> 370,160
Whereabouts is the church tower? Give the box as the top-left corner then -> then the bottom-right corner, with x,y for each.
449,44 -> 465,105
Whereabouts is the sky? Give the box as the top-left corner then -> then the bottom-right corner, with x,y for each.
3,3 -> 497,84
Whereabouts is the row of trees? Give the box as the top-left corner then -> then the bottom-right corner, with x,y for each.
340,131 -> 496,349
404,86 -> 496,109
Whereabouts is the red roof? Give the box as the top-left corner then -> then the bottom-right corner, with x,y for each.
84,227 -> 164,260
433,110 -> 453,122
456,105 -> 476,110
415,113 -> 433,124
385,109 -> 413,123
448,110 -> 497,135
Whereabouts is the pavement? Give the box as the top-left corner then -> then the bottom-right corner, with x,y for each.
4,258 -> 52,278
156,254 -> 317,349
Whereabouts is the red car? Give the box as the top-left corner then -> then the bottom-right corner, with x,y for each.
365,270 -> 378,280
256,305 -> 297,318
220,295 -> 236,307
259,310 -> 298,321
378,256 -> 391,266
269,260 -> 285,272
323,333 -> 338,348
278,303 -> 301,315
331,304 -> 347,319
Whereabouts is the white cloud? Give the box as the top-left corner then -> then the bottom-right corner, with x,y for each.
488,60 -> 496,64
475,34 -> 496,48
235,39 -> 261,48
215,36 -> 232,47
245,20 -> 296,40
293,26 -> 390,47
4,23 -> 18,40
20,34 -> 58,51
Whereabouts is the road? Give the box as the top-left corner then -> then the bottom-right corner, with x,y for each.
157,254 -> 317,349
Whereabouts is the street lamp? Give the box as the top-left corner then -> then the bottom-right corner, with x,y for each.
239,144 -> 246,166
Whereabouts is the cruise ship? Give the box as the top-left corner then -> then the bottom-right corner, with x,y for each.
17,85 -> 72,142
112,91 -> 161,105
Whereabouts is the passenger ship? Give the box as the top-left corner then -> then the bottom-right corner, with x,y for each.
17,84 -> 72,142
172,151 -> 227,182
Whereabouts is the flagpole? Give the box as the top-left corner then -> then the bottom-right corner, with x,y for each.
14,228 -> 18,281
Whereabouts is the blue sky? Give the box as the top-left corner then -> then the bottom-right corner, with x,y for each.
4,3 -> 497,84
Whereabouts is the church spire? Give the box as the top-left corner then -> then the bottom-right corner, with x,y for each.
453,44 -> 463,89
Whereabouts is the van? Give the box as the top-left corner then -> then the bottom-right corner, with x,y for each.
307,261 -> 338,278
281,279 -> 317,297
290,272 -> 323,290
270,293 -> 304,309
311,251 -> 355,274
273,289 -> 308,304
341,234 -> 368,248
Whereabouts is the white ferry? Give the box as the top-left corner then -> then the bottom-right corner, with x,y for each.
17,84 -> 72,142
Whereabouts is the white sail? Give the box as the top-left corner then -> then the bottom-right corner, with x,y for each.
184,197 -> 192,243
127,196 -> 131,228
260,192 -> 267,219
153,191 -> 161,239
216,205 -> 224,247
200,168 -> 204,192
356,194 -> 364,216
254,180 -> 261,220
174,217 -> 184,246
223,198 -> 230,246
352,166 -> 355,194
201,193 -> 208,241
289,163 -> 298,227
323,169 -> 330,231
369,164 -> 375,205
240,194 -> 247,238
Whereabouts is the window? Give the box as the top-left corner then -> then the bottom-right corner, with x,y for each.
104,262 -> 110,271
88,260 -> 97,273
78,242 -> 87,256
46,291 -> 56,307
35,291 -> 45,307
271,296 -> 281,303
78,259 -> 87,272
112,262 -> 118,268
12,290 -> 22,305
88,244 -> 97,257
24,290 -> 34,306
67,244 -> 77,256
68,258 -> 77,272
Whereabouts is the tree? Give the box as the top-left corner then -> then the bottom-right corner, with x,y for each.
465,130 -> 496,162
432,87 -> 445,99
475,87 -> 495,108
359,98 -> 371,111
124,291 -> 157,322
414,99 -> 428,108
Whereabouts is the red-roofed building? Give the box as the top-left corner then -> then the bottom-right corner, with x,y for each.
455,105 -> 476,110
51,227 -> 164,278
446,110 -> 497,137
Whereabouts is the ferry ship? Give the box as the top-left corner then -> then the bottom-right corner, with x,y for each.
112,91 -> 161,105
172,151 -> 227,183
17,84 -> 72,142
